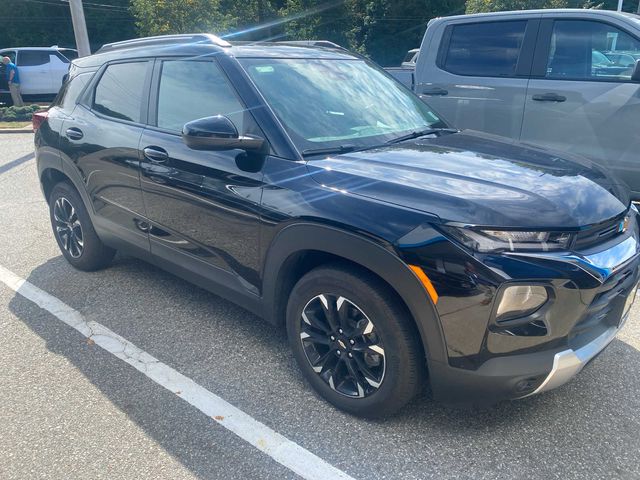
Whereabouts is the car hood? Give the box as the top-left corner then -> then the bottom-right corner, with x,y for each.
306,130 -> 629,228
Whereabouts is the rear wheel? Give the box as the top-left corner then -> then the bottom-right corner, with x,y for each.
286,264 -> 425,417
49,182 -> 115,271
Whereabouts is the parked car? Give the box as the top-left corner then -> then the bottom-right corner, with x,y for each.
385,9 -> 640,198
35,34 -> 639,417
0,46 -> 77,104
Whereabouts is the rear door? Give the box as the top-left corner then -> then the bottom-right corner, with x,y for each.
521,16 -> 640,195
419,16 -> 539,139
60,60 -> 152,255
16,50 -> 53,95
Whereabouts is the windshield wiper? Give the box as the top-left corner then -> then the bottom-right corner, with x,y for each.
386,127 -> 458,145
301,145 -> 357,158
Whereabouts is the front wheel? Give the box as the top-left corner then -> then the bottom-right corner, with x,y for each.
49,182 -> 115,271
286,264 -> 426,417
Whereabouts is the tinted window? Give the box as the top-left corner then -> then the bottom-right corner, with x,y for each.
56,73 -> 91,110
1,51 -> 17,63
547,20 -> 640,81
93,62 -> 147,123
443,21 -> 527,76
59,49 -> 78,61
156,60 -> 245,133
18,50 -> 50,67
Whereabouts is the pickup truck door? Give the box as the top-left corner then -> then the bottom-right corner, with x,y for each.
15,50 -> 53,95
417,17 -> 539,139
521,16 -> 640,196
139,58 -> 264,293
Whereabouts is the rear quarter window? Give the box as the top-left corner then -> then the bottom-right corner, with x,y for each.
54,73 -> 92,110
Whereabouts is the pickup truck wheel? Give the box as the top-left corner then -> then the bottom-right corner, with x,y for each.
49,182 -> 115,271
286,264 -> 425,418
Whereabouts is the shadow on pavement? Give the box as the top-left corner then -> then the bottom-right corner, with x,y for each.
8,254 -> 640,479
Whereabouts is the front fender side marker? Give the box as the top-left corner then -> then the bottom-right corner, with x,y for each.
408,265 -> 439,304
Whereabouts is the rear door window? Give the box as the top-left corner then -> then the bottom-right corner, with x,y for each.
93,61 -> 148,123
18,50 -> 51,67
442,21 -> 528,77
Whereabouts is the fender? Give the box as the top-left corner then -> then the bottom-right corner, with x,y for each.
261,222 -> 448,365
37,151 -> 97,220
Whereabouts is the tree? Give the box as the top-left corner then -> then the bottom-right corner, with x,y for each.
0,0 -> 135,52
130,0 -> 235,36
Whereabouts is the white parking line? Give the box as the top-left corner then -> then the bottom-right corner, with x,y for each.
0,264 -> 355,480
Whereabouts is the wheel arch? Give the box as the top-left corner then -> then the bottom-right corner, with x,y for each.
39,161 -> 94,217
261,223 -> 448,365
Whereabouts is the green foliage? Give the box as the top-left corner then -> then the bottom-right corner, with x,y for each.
0,105 -> 41,122
130,0 -> 236,36
0,0 -> 136,52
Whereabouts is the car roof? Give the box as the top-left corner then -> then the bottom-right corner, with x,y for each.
74,34 -> 360,68
0,46 -> 75,51
433,8 -> 640,22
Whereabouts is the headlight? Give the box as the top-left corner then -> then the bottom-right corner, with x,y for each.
440,226 -> 572,253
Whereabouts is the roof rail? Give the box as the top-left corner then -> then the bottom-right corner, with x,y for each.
96,33 -> 231,54
275,40 -> 347,51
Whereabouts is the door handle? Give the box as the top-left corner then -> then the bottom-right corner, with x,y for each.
532,93 -> 566,102
143,146 -> 169,163
65,127 -> 83,140
421,87 -> 449,96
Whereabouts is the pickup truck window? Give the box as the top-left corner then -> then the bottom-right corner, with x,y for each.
546,20 -> 640,81
442,21 -> 527,77
240,58 -> 442,152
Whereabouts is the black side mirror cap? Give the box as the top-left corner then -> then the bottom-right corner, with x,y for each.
632,60 -> 640,82
182,115 -> 266,152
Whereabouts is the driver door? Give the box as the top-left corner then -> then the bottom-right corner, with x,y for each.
140,57 -> 266,291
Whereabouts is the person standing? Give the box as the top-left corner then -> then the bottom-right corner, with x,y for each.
2,56 -> 24,107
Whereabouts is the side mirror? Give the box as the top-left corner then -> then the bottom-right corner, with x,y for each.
182,115 -> 265,152
632,60 -> 640,82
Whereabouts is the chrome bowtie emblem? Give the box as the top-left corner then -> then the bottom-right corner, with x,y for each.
337,339 -> 346,349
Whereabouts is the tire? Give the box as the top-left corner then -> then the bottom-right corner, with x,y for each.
286,263 -> 426,418
49,182 -> 116,271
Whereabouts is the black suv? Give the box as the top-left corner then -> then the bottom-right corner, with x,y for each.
35,34 -> 640,417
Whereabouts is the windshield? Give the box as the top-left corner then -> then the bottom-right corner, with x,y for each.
239,58 -> 445,154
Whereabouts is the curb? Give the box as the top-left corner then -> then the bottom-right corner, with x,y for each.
0,128 -> 33,134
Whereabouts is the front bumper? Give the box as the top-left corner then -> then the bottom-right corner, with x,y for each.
527,310 -> 630,396
400,215 -> 640,405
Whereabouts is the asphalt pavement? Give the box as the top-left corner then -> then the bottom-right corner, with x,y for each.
1,132 -> 639,480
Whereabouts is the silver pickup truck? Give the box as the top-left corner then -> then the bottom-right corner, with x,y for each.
387,9 -> 640,198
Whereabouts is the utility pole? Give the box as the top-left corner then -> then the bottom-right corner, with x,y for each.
68,0 -> 91,57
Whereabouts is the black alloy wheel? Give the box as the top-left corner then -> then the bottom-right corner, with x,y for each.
287,264 -> 425,418
49,181 -> 116,271
53,196 -> 84,258
299,294 -> 386,398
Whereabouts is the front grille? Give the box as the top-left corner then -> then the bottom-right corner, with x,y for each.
573,214 -> 626,250
570,266 -> 637,349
